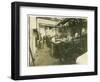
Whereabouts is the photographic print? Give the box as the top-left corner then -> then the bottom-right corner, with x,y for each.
28,15 -> 88,66
11,2 -> 97,80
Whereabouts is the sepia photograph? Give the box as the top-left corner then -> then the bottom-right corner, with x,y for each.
28,15 -> 87,66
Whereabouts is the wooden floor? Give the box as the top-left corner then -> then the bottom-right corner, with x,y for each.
33,43 -> 60,66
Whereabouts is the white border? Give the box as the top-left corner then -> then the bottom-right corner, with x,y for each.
20,6 -> 95,76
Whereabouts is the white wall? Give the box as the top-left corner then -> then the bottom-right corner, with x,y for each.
0,0 -> 99,82
29,16 -> 37,65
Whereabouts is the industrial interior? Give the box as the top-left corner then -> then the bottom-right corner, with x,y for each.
29,16 -> 87,66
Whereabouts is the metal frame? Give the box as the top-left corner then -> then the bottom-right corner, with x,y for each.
11,1 -> 98,80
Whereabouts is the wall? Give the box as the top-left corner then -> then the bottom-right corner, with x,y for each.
0,0 -> 99,82
29,16 -> 37,65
